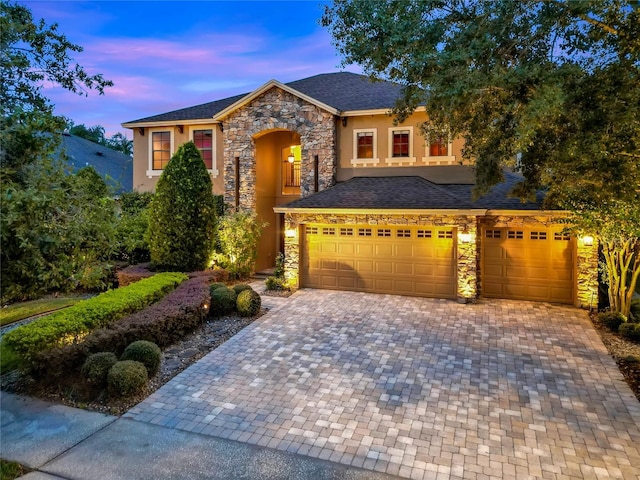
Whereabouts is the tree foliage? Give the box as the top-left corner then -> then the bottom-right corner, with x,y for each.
1,160 -> 117,302
0,1 -> 115,302
214,211 -> 268,279
67,122 -> 133,156
323,0 -> 640,314
147,142 -> 217,272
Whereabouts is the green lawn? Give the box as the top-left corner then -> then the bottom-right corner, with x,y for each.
0,460 -> 29,480
0,297 -> 81,326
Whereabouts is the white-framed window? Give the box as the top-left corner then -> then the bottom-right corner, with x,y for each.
350,128 -> 379,166
146,128 -> 174,177
386,126 -> 416,165
189,126 -> 219,177
423,133 -> 456,165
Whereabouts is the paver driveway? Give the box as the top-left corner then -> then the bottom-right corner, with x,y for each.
126,289 -> 640,479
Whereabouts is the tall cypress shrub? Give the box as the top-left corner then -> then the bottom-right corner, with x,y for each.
147,142 -> 216,271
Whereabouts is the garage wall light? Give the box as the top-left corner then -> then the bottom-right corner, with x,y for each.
458,232 -> 473,244
581,235 -> 594,247
285,228 -> 297,238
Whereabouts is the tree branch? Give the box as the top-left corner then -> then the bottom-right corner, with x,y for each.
577,14 -> 618,35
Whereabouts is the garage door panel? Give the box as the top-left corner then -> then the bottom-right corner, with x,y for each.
302,224 -> 456,298
395,263 -> 414,275
338,243 -> 355,255
357,244 -> 374,256
483,228 -> 574,304
356,260 -> 374,273
376,262 -> 393,274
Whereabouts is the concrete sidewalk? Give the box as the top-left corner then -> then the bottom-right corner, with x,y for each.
1,392 -> 398,480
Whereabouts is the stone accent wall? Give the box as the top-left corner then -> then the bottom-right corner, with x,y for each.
222,87 -> 336,209
283,212 -> 477,301
577,238 -> 599,309
456,217 -> 478,302
284,213 -> 300,287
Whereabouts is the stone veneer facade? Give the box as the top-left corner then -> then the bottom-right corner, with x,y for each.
283,212 -> 599,308
222,87 -> 337,209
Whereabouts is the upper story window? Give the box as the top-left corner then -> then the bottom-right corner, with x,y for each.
392,130 -> 410,157
147,129 -> 174,177
423,131 -> 456,165
429,136 -> 448,157
189,126 -> 219,177
386,126 -> 415,165
351,128 -> 379,166
192,129 -> 213,169
152,131 -> 171,170
357,132 -> 374,158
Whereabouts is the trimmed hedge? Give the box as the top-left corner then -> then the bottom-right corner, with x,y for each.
108,360 -> 148,397
116,263 -> 155,287
619,322 -> 640,342
81,352 -> 118,386
236,289 -> 261,317
232,284 -> 253,295
1,272 -> 187,368
210,287 -> 237,316
598,311 -> 626,332
121,340 -> 161,376
27,274 -> 213,378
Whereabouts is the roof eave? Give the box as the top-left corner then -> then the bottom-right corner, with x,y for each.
341,106 -> 426,117
214,79 -> 340,120
273,207 -> 488,216
484,209 -> 568,216
122,118 -> 221,129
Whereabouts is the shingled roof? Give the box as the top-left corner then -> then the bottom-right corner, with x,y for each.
123,72 -> 406,125
58,133 -> 133,194
278,172 -> 545,211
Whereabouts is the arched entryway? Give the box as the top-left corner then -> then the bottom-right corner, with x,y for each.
254,129 -> 301,271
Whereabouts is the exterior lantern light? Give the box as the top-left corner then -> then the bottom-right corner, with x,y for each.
285,228 -> 297,238
459,232 -> 472,244
582,235 -> 594,247
287,151 -> 295,163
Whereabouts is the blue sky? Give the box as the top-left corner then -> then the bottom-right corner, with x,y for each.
24,1 -> 360,138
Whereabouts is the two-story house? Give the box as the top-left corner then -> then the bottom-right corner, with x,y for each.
123,72 -> 598,307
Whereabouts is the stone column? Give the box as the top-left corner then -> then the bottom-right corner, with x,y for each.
283,213 -> 300,289
456,217 -> 478,302
576,237 -> 599,309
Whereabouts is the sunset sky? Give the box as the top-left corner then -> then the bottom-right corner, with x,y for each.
24,1 -> 360,138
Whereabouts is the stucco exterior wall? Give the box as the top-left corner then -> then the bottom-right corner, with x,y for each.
130,124 -> 224,194
338,111 -> 468,170
222,87 -> 337,209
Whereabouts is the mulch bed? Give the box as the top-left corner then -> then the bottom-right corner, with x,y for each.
0,310 -> 263,416
590,314 -> 640,402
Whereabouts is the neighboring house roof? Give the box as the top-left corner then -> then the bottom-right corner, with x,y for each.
277,171 -> 545,212
58,133 -> 133,194
122,72 -> 407,126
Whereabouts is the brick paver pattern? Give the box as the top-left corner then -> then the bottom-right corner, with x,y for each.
126,289 -> 640,480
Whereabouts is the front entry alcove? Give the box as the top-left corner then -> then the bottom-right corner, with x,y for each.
254,129 -> 301,272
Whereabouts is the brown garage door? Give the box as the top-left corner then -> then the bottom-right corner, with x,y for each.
301,224 -> 456,298
482,228 -> 574,304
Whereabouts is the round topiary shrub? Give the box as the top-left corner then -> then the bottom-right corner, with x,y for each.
598,311 -> 625,332
210,287 -> 237,315
81,352 -> 118,386
209,282 -> 227,295
121,340 -> 162,375
232,283 -> 253,295
236,289 -> 261,317
107,360 -> 148,397
619,322 -> 640,342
